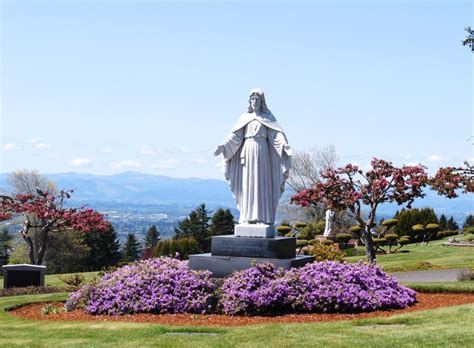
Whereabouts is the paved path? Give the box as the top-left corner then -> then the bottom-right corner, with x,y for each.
390,269 -> 465,283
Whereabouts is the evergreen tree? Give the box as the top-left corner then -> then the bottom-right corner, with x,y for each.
144,225 -> 160,248
83,225 -> 121,271
439,214 -> 448,230
394,208 -> 438,238
174,204 -> 211,252
463,214 -> 474,228
209,208 -> 235,237
122,233 -> 142,263
0,227 -> 12,269
447,216 -> 459,231
45,230 -> 90,274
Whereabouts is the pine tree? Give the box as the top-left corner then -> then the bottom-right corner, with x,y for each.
463,214 -> 474,228
144,225 -> 160,248
174,204 -> 211,252
122,233 -> 142,263
447,216 -> 459,231
0,227 -> 12,268
83,225 -> 121,271
209,208 -> 235,237
439,214 -> 448,231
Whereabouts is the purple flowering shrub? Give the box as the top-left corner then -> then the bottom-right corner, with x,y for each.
220,261 -> 416,315
219,263 -> 288,315
66,257 -> 215,315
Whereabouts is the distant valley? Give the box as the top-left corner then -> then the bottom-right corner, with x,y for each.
0,172 -> 472,242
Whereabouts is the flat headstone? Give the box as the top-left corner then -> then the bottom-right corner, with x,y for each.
2,264 -> 46,288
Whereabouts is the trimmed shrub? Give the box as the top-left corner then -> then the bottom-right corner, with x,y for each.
66,257 -> 215,315
293,222 -> 307,230
220,262 -> 416,315
323,239 -> 334,246
384,233 -> 398,242
398,236 -> 410,246
307,242 -> 345,262
58,273 -> 85,288
373,238 -> 387,247
276,225 -> 292,236
335,233 -> 352,246
381,219 -> 398,228
296,239 -> 309,248
437,230 -> 458,238
350,225 -> 362,233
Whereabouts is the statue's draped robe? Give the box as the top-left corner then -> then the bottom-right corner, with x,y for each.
220,112 -> 291,224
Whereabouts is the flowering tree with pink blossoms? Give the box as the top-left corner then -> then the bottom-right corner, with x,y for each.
291,158 -> 468,264
0,189 -> 109,265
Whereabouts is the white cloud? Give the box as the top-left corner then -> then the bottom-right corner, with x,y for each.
3,143 -> 18,151
112,160 -> 142,169
26,138 -> 38,143
101,148 -> 113,153
191,158 -> 208,164
181,147 -> 190,152
139,145 -> 156,155
34,142 -> 52,148
427,154 -> 445,162
151,159 -> 180,169
405,153 -> 413,160
70,158 -> 92,166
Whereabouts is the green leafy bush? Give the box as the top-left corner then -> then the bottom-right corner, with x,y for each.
398,236 -> 410,246
437,230 -> 458,238
58,273 -> 85,288
299,221 -> 325,239
463,227 -> 474,234
373,238 -> 387,247
153,237 -> 200,259
306,242 -> 345,262
323,239 -> 334,246
350,225 -> 362,233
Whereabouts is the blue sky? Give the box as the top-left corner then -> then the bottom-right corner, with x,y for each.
1,0 -> 472,179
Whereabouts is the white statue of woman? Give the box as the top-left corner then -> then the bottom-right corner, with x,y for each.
323,209 -> 335,237
214,89 -> 292,227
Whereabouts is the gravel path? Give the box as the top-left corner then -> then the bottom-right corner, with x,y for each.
391,269 -> 465,283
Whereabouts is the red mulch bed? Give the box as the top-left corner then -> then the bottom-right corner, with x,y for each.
9,293 -> 474,327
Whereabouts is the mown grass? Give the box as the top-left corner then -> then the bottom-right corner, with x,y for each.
346,239 -> 474,272
0,293 -> 473,347
401,281 -> 474,293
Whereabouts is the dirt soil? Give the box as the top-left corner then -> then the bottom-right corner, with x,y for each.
9,293 -> 474,327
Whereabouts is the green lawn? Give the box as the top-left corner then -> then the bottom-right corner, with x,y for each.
0,293 -> 472,347
401,281 -> 474,293
346,239 -> 474,272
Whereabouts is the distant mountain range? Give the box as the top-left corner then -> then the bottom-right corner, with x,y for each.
0,171 -> 472,222
0,172 -> 235,206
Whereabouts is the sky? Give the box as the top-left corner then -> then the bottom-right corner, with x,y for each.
1,0 -> 472,179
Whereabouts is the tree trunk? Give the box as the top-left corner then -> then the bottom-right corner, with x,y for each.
22,233 -> 36,264
364,230 -> 377,264
36,228 -> 49,265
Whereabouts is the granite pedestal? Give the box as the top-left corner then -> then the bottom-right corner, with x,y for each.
2,264 -> 46,288
189,235 -> 315,277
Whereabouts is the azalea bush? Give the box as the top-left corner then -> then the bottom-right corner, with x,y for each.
220,262 -> 416,315
66,257 -> 215,315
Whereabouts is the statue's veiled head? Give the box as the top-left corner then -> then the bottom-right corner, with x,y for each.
247,89 -> 270,113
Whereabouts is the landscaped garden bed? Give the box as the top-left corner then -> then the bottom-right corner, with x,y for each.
8,293 -> 474,327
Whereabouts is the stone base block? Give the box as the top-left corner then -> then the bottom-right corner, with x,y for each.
211,235 -> 296,258
189,253 -> 315,278
2,264 -> 46,288
234,223 -> 275,238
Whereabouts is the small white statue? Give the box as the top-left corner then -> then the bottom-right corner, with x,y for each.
214,89 -> 292,226
323,209 -> 335,237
